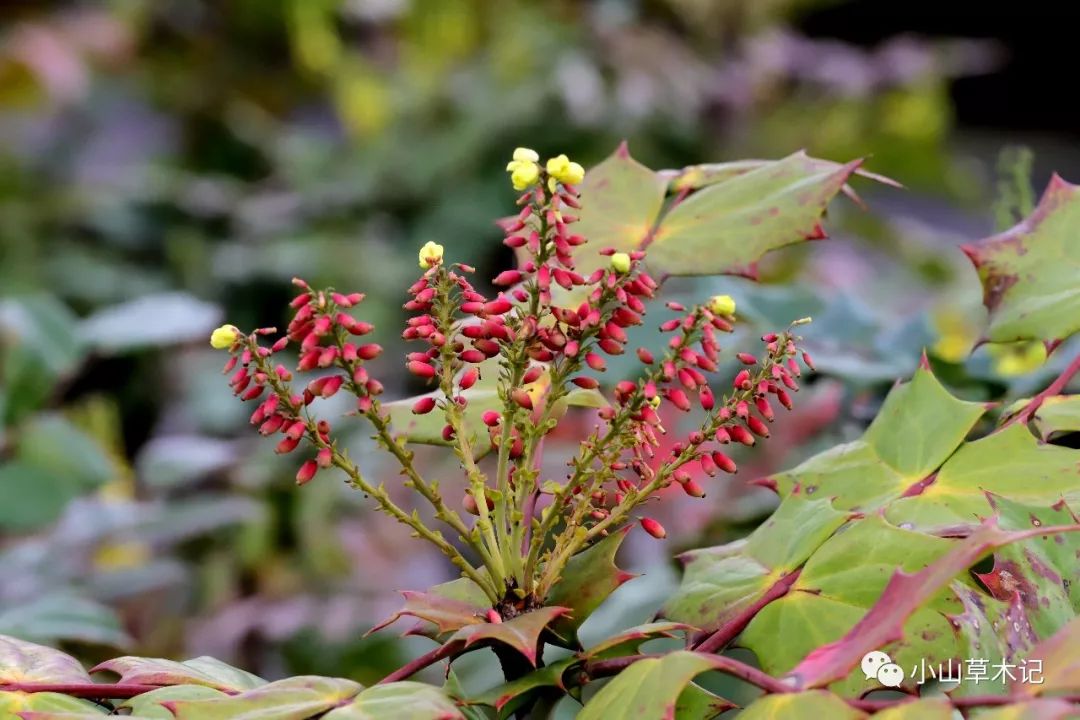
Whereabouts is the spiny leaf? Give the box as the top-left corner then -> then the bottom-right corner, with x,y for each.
735,690 -> 865,719
583,622 -> 694,661
0,692 -> 105,715
786,519 -> 1080,690
574,146 -> 868,282
1012,615 -> 1080,697
962,174 -> 1080,344
1031,394 -> 1080,440
91,655 -> 265,692
769,363 -> 985,510
119,685 -> 229,719
575,651 -> 730,720
369,588 -> 487,637
165,675 -> 361,720
545,527 -> 637,648
0,636 -> 91,684
465,657 -> 576,714
447,607 -> 569,666
661,493 -> 848,631
323,681 -> 464,719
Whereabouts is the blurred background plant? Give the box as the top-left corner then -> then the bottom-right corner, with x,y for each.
1,0 -> 1078,690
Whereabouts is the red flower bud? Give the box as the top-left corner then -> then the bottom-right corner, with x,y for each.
585,353 -> 606,371
511,388 -> 533,410
737,353 -> 757,365
776,388 -> 794,410
356,343 -> 383,360
640,517 -> 667,539
699,453 -> 717,476
682,480 -> 706,498
564,340 -> 580,357
755,396 -> 774,422
412,396 -> 437,414
714,427 -> 731,444
276,435 -> 301,454
317,448 -> 333,468
296,460 -> 318,485
733,369 -> 752,390
712,451 -> 737,473
636,347 -> 655,364
459,349 -> 485,364
572,376 -> 599,389
459,367 -> 479,390
699,387 -> 715,411
668,389 -> 691,412
482,410 -> 501,427
746,416 -> 770,438
801,351 -> 816,371
493,270 -> 523,286
598,338 -> 624,355
729,425 -> 755,446
522,366 -> 542,384
407,360 -> 437,379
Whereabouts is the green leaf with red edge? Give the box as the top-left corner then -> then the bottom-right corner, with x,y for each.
647,152 -> 862,279
0,637 -> 91,685
323,681 -> 464,719
90,655 -> 265,692
962,174 -> 1080,344
661,493 -> 849,631
465,656 -> 576,715
1013,615 -> 1080,697
575,651 -> 736,720
1030,395 -> 1080,441
785,519 -> 1080,690
0,693 -> 105,716
574,146 -> 868,281
870,698 -> 953,720
673,683 -> 736,720
769,363 -> 986,511
447,606 -> 569,666
370,587 -> 487,638
885,422 -> 1080,531
740,515 -> 978,696
545,527 -> 637,648
735,690 -> 866,719
975,700 -> 1080,720
165,675 -> 361,720
119,685 -> 229,719
583,622 -> 694,661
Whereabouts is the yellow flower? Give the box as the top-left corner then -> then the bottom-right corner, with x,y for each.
931,309 -> 977,363
546,154 -> 585,185
512,147 -> 539,163
418,240 -> 444,269
989,341 -> 1047,377
708,294 -> 736,317
210,325 -> 240,350
509,161 -> 539,190
505,147 -> 541,191
610,252 -> 631,274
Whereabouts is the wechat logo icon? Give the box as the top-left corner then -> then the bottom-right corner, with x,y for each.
861,651 -> 904,688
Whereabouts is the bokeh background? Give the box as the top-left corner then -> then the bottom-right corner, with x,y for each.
2,0 -> 1079,694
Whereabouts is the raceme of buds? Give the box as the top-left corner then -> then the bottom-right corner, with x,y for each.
214,148 -> 814,610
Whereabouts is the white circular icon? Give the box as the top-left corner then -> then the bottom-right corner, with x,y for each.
861,651 -> 892,680
877,662 -> 904,687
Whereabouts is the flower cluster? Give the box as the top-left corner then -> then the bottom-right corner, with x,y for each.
213,147 -> 811,610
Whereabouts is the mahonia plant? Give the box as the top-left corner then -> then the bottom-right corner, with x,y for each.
211,148 -> 811,615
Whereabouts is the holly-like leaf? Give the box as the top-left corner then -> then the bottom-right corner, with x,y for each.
974,699 -> 1079,719
583,622 -> 694,661
1031,395 -> 1080,440
0,692 -> 105,715
740,515 -> 968,696
545,527 -> 636,647
735,690 -> 865,719
466,657 -> 576,714
962,174 -> 1080,344
322,681 -> 464,719
119,685 -> 229,719
0,636 -> 91,684
574,147 -> 866,282
575,651 -> 730,720
786,519 -> 1080,690
886,423 -> 1080,530
869,698 -> 953,720
673,683 -> 735,719
1013,615 -> 1080,696
370,589 -> 487,637
769,363 -> 986,511
662,493 -> 848,631
648,153 -> 862,279
91,655 -> 265,692
447,607 -> 569,666
165,675 -> 361,720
